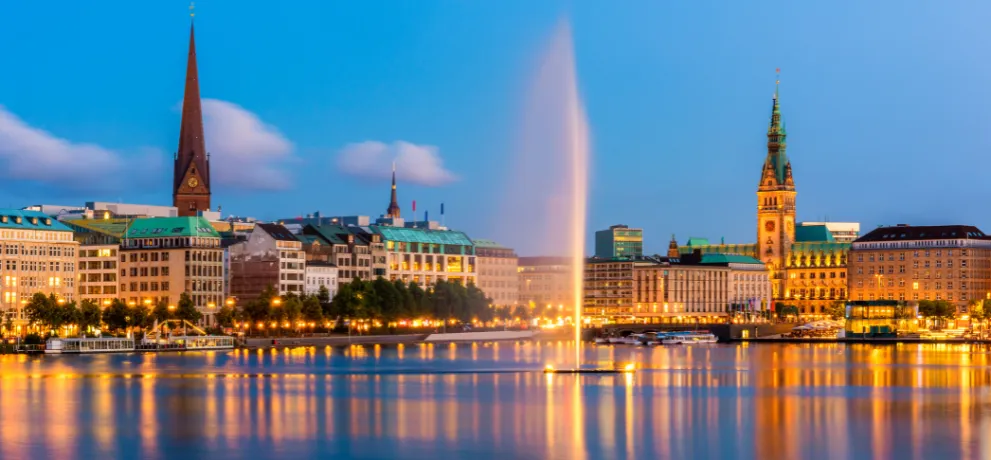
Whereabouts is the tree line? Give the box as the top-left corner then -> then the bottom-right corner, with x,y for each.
20,292 -> 203,337
232,278 -> 530,331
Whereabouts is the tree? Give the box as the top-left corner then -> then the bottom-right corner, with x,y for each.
466,283 -> 493,323
175,292 -> 202,325
513,304 -> 531,323
317,284 -> 331,305
152,300 -> 173,324
78,300 -> 102,335
777,305 -> 799,319
408,282 -> 428,317
102,299 -> 130,333
373,277 -> 401,322
24,293 -> 54,331
282,295 -> 303,331
59,302 -> 81,335
301,296 -> 323,324
825,301 -> 846,320
129,304 -> 151,330
215,305 -> 237,328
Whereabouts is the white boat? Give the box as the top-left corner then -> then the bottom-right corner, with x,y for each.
170,335 -> 235,350
45,337 -> 135,354
594,337 -> 610,345
661,332 -> 718,345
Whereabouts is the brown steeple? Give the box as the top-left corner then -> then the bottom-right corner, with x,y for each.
385,162 -> 401,219
173,17 -> 211,217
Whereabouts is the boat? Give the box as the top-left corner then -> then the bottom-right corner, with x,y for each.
45,337 -> 136,354
141,320 -> 235,351
661,332 -> 718,345
170,335 -> 235,350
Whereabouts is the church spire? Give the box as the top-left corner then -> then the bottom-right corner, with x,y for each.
173,6 -> 211,216
762,68 -> 790,186
386,162 -> 401,219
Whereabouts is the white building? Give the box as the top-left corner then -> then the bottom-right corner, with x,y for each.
473,239 -> 519,308
305,262 -> 338,298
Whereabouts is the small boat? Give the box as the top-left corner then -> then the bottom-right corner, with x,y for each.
661,332 -> 718,345
45,337 -> 136,354
594,337 -> 611,345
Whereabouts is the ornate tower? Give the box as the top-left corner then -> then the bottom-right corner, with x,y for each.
667,234 -> 680,258
755,76 -> 796,299
385,163 -> 401,219
173,19 -> 211,217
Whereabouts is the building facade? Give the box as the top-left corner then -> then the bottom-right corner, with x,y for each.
473,239 -> 520,308
518,256 -> 575,311
119,217 -> 224,325
848,225 -> 991,311
583,252 -> 770,323
300,225 -> 376,282
594,225 -> 643,259
0,209 -> 79,327
800,222 -> 860,244
77,244 -> 119,306
371,226 -> 476,286
304,262 -> 338,298
228,223 -> 305,304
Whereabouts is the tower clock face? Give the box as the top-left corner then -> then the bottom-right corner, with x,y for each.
187,177 -> 199,188
765,220 -> 776,232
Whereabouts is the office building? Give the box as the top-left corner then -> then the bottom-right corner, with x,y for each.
595,225 -> 643,259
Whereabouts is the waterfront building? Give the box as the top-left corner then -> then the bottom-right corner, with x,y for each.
304,261 -> 338,298
583,249 -> 770,323
848,225 -> 991,312
173,21 -> 212,217
678,81 -> 853,318
518,256 -> 575,311
119,217 -> 223,325
594,224 -> 643,259
228,223 -> 305,304
299,224 -> 377,281
0,209 -> 79,326
370,225 -> 476,286
473,239 -> 520,308
76,244 -> 119,306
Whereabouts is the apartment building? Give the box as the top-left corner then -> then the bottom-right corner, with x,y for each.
472,239 -> 519,307
228,223 -> 305,304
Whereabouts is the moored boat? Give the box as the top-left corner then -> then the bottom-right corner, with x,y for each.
661,332 -> 718,345
45,337 -> 136,354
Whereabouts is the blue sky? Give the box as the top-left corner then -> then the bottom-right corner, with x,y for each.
2,1 -> 990,256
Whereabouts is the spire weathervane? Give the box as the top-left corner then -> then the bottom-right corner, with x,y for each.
189,2 -> 195,19
774,68 -> 780,99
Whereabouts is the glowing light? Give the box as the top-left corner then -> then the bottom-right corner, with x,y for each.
623,363 -> 635,372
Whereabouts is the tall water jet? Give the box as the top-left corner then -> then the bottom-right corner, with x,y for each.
500,19 -> 592,370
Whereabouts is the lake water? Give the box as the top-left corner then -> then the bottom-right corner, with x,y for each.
1,342 -> 990,459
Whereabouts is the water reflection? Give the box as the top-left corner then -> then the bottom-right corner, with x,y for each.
2,343 -> 991,458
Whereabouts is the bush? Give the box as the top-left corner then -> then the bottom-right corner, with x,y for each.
23,333 -> 43,345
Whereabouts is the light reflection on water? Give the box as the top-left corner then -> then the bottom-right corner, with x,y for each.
1,342 -> 991,459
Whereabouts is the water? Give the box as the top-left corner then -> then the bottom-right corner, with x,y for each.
2,342 -> 991,459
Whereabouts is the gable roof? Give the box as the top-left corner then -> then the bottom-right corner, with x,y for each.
125,217 -> 220,238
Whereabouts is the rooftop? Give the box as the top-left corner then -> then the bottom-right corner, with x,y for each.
698,253 -> 764,265
125,217 -> 220,239
63,218 -> 133,238
371,225 -> 473,246
795,224 -> 836,243
854,225 -> 987,243
472,238 -> 509,249
0,209 -> 73,232
256,223 -> 298,242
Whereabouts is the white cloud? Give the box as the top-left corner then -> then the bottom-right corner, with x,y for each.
202,99 -> 294,190
0,105 -> 122,186
336,140 -> 457,186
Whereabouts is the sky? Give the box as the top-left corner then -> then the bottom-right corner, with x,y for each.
2,1 -> 991,256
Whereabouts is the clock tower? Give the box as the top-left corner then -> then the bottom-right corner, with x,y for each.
173,20 -> 211,216
755,77 -> 795,299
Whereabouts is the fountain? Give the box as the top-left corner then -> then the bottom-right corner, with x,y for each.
512,19 -> 630,375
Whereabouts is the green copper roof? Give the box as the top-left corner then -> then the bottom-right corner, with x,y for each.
699,253 -> 764,265
471,238 -> 508,248
0,209 -> 73,232
679,243 -> 757,257
765,89 -> 790,184
795,224 -> 835,243
791,242 -> 850,254
372,225 -> 473,246
125,217 -> 220,238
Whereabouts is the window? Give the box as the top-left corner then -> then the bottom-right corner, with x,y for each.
899,253 -> 905,261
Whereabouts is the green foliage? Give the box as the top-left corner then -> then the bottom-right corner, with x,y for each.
175,292 -> 202,324
78,300 -> 102,334
776,304 -> 800,318
825,302 -> 846,320
152,300 -> 173,323
215,305 -> 237,328
301,296 -> 323,323
102,299 -> 130,332
918,300 -> 956,329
